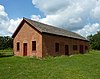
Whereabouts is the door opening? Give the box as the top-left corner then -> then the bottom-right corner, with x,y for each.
79,45 -> 84,54
65,45 -> 69,55
23,43 -> 27,56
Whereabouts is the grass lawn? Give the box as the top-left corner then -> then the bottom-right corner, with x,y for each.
0,49 -> 13,57
0,50 -> 100,79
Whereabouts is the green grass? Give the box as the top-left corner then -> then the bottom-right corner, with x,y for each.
0,50 -> 100,79
0,49 -> 13,53
0,49 -> 13,57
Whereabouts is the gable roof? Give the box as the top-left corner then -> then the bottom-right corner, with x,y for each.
12,17 -> 88,41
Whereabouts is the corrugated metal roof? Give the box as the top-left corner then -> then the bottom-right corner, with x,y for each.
24,18 -> 87,41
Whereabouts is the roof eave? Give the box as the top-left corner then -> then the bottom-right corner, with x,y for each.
12,18 -> 42,38
42,32 -> 89,42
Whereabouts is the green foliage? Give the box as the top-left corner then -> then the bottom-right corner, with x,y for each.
87,31 -> 100,50
0,36 -> 13,50
0,51 -> 100,79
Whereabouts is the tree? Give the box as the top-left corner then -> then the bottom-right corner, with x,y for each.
0,36 -> 13,50
87,31 -> 100,50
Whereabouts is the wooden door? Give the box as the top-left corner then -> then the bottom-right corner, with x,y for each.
65,45 -> 69,55
23,43 -> 27,56
79,45 -> 84,54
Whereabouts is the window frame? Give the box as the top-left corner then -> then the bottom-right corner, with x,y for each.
55,43 -> 59,52
32,41 -> 36,51
17,42 -> 20,51
85,46 -> 88,50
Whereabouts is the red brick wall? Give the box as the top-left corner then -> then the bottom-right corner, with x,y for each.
13,22 -> 42,57
42,33 -> 89,57
13,21 -> 89,57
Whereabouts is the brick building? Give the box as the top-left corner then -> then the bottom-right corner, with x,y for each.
12,18 -> 89,57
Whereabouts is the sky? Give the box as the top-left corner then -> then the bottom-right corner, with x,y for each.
0,0 -> 100,37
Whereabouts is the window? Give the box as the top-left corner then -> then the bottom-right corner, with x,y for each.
32,41 -> 36,51
17,42 -> 20,51
55,43 -> 59,52
85,46 -> 88,50
73,45 -> 78,50
65,45 -> 69,55
79,45 -> 84,54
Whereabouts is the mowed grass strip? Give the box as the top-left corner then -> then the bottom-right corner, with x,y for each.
0,50 -> 100,79
0,49 -> 13,57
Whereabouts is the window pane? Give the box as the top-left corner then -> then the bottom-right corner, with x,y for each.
85,46 -> 88,50
17,42 -> 20,51
55,43 -> 59,52
32,41 -> 36,51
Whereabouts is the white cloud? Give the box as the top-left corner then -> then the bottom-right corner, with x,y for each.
32,0 -> 70,15
69,18 -> 82,24
32,0 -> 100,37
0,5 -> 9,31
0,5 -> 8,17
0,5 -> 22,36
31,15 -> 41,21
8,18 -> 22,34
1,0 -> 100,37
92,6 -> 100,19
76,23 -> 100,37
